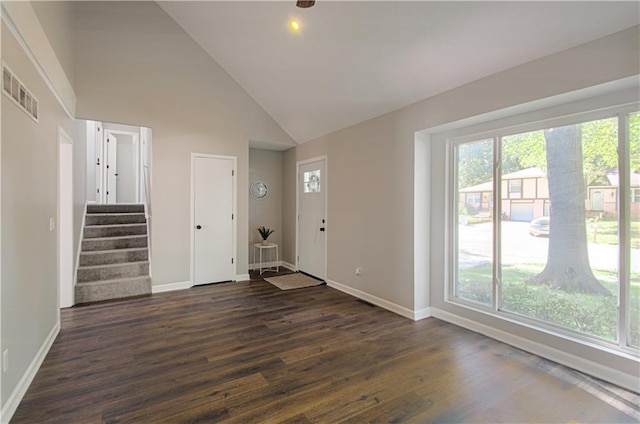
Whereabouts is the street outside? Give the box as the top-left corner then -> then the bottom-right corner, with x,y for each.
458,221 -> 640,274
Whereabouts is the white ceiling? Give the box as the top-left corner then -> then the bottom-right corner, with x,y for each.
159,1 -> 640,144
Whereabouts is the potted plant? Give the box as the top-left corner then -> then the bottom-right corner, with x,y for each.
257,226 -> 275,245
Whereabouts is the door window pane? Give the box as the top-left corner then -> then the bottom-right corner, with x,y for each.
303,170 -> 321,193
500,118 -> 619,341
455,139 -> 493,306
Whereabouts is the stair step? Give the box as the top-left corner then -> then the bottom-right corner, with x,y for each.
80,248 -> 148,266
82,235 -> 147,251
86,213 -> 146,226
77,261 -> 149,283
87,204 -> 145,214
75,276 -> 151,304
84,224 -> 147,238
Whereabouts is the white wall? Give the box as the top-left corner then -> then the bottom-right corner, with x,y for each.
249,149 -> 284,266
283,26 -> 640,386
73,1 -> 294,284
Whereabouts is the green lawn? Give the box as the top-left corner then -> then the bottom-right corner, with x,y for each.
586,220 -> 640,248
457,263 -> 640,346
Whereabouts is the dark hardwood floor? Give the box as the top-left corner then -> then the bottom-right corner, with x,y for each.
12,271 -> 640,423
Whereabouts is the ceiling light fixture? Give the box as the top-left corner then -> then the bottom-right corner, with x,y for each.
296,0 -> 315,8
289,19 -> 301,32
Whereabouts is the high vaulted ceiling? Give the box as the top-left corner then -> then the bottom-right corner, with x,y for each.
158,1 -> 640,144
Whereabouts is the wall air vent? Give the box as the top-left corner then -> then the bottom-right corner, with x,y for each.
2,62 -> 39,123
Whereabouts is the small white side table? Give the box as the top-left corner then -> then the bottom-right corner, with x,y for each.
253,243 -> 279,275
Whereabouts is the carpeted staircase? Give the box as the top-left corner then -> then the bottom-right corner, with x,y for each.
75,204 -> 151,304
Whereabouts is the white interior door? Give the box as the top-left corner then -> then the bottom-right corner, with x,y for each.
115,134 -> 138,203
58,128 -> 73,308
94,121 -> 103,203
298,158 -> 326,280
193,155 -> 235,285
105,133 -> 117,204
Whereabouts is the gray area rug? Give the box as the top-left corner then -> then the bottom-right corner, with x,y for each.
264,273 -> 324,290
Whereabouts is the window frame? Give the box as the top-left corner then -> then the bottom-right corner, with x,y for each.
446,102 -> 640,358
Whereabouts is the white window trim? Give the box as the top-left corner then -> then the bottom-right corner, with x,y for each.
445,102 -> 640,359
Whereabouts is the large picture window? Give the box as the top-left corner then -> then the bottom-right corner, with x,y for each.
451,107 -> 639,353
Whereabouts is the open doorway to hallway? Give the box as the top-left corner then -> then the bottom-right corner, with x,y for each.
84,120 -> 152,206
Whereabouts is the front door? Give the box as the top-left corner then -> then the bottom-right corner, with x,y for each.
192,155 -> 235,285
298,158 -> 326,280
591,190 -> 604,211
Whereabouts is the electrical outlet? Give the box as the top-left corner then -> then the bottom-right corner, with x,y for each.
355,267 -> 363,276
2,349 -> 8,373
49,217 -> 56,231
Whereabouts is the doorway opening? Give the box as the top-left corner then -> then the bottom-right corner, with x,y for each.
84,120 -> 152,207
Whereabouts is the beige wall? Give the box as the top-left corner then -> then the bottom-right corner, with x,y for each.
1,23 -> 78,408
283,26 -> 639,382
282,148 -> 297,265
73,2 -> 294,284
73,119 -> 88,264
31,1 -> 75,86
249,149 -> 284,265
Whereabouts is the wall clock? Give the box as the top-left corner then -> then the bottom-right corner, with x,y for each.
250,181 -> 268,200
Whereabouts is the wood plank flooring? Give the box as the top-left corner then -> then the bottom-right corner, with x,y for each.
11,273 -> 640,423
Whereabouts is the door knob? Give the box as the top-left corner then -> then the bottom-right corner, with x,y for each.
196,225 -> 202,229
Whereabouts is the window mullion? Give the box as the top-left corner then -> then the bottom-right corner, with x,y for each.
618,114 -> 630,349
493,135 -> 502,313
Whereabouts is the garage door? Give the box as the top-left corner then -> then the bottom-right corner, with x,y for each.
510,202 -> 534,222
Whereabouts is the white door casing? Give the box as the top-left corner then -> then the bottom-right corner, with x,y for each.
58,127 -> 74,308
105,133 -> 117,204
297,157 -> 327,280
191,154 -> 236,285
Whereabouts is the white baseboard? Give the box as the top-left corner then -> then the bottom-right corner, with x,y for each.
430,307 -> 639,393
1,320 -> 60,423
281,261 -> 297,271
248,261 -> 296,273
151,280 -> 191,294
414,307 -> 432,321
326,279 -> 417,320
235,274 -> 250,282
249,261 -> 283,271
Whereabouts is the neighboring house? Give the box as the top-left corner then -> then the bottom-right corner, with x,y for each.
587,170 -> 640,217
461,168 -> 640,222
459,168 -> 549,222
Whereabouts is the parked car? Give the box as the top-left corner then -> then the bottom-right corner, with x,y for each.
529,216 -> 550,236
